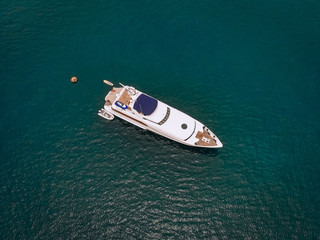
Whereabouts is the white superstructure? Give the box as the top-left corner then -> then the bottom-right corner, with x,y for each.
98,83 -> 223,148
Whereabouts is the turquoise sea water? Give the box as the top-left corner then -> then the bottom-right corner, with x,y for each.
1,1 -> 320,239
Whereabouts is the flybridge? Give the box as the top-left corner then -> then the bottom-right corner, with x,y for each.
133,94 -> 158,116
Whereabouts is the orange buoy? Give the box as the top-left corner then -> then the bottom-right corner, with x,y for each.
71,76 -> 78,83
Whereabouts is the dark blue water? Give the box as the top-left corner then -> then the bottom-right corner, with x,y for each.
1,1 -> 320,239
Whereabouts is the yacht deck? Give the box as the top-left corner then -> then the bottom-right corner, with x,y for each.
105,87 -> 123,105
195,130 -> 217,147
118,89 -> 132,106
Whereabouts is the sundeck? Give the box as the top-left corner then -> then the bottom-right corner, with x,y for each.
98,82 -> 223,148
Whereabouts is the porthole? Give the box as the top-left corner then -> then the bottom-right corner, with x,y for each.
181,123 -> 188,129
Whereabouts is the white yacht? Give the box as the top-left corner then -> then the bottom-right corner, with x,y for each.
98,81 -> 223,148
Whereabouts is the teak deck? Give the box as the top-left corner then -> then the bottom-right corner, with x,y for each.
105,87 -> 126,106
118,89 -> 131,106
195,130 -> 217,146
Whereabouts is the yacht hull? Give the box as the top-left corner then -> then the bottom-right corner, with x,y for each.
100,84 -> 223,148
